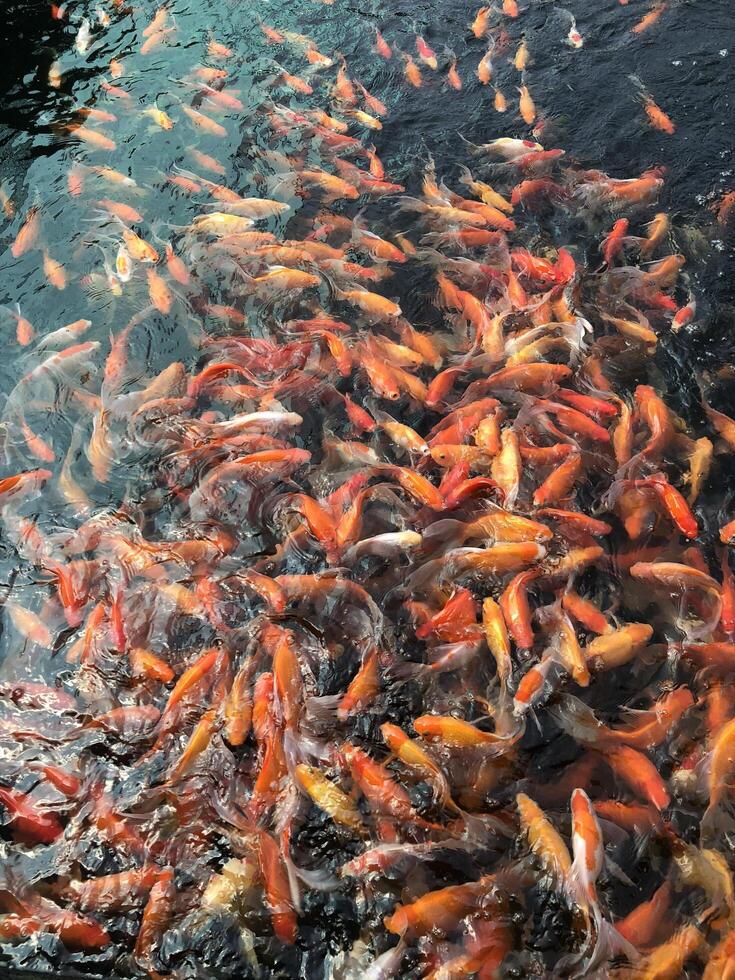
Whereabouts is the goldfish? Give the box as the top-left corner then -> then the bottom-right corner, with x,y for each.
42,251 -> 67,289
471,7 -> 492,38
714,191 -> 735,227
0,787 -> 63,843
75,18 -> 92,55
6,601 -> 53,648
11,206 -> 41,258
295,764 -> 364,833
0,182 -> 14,218
477,47 -> 494,84
134,874 -> 176,972
208,39 -> 232,58
414,714 -> 515,748
630,76 -> 676,134
146,268 -> 173,314
635,925 -> 705,978
143,105 -> 175,130
415,36 -> 437,70
142,6 -> 168,37
565,15 -> 584,48
48,60 -> 63,88
346,108 -> 382,131
180,104 -> 227,137
121,227 -> 158,263
2,304 -> 34,345
374,29 -> 392,59
97,199 -> 143,224
457,165 -> 513,213
384,875 -> 501,937
140,26 -> 175,55
517,792 -> 572,881
446,58 -> 462,91
66,125 -> 116,151
514,39 -> 530,71
632,3 -> 667,34
518,84 -> 536,124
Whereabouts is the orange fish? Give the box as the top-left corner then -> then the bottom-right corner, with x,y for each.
11,206 -> 41,258
374,29 -> 392,59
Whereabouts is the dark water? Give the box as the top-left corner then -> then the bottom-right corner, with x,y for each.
0,0 -> 733,977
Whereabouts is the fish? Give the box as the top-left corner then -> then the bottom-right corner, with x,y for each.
415,36 -> 438,71
11,206 -> 41,258
629,75 -> 675,133
471,6 -> 492,38
75,18 -> 92,55
518,83 -> 536,124
631,2 -> 667,34
402,52 -> 422,88
564,13 -> 584,48
0,2 -> 728,976
374,29 -> 392,59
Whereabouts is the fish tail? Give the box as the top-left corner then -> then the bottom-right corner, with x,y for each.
589,914 -> 639,972
700,797 -> 735,847
420,518 -> 467,550
627,73 -> 649,102
385,659 -> 431,683
420,231 -> 458,250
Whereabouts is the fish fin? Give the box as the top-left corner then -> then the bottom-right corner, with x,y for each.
395,195 -> 429,214
303,693 -> 341,726
700,798 -> 735,847
558,908 -> 638,978
282,728 -> 311,773
420,517 -> 467,551
457,133 -> 477,150
350,208 -> 367,237
262,170 -> 298,201
604,854 -> 635,888
632,829 -> 655,864
456,163 -> 472,187
291,862 -> 340,891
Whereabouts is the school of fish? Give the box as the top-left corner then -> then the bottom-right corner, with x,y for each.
1,0 -> 735,977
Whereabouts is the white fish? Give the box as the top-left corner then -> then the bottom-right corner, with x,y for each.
212,411 -> 303,432
48,60 -> 63,88
563,11 -> 584,48
34,320 -> 92,352
75,18 -> 92,54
